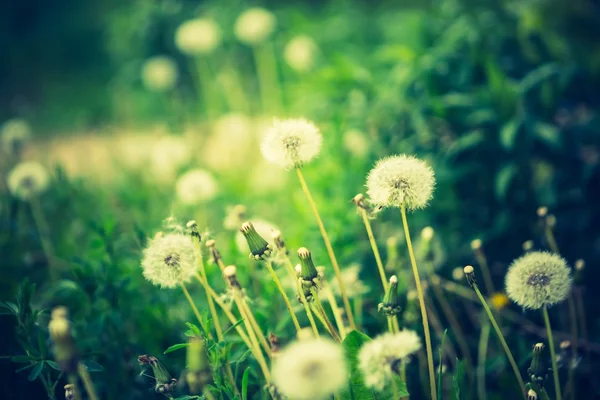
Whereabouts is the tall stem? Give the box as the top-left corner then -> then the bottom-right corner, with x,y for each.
283,256 -> 320,338
359,208 -> 388,291
400,204 -> 436,399
181,283 -> 211,338
77,363 -> 99,400
265,261 -> 302,332
542,306 -> 562,400
194,246 -> 223,340
68,373 -> 82,400
240,296 -> 271,357
253,42 -> 282,113
323,286 -> 347,339
477,320 -> 491,400
30,198 -> 57,280
473,284 -> 526,397
295,168 -> 356,330
311,290 -> 341,342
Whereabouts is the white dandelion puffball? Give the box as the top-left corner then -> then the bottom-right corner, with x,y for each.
2,118 -> 31,154
203,113 -> 254,172
175,18 -> 221,56
7,162 -> 50,200
284,35 -> 317,72
141,233 -> 197,288
234,8 -> 276,45
141,56 -> 178,92
235,219 -> 278,254
505,251 -> 572,310
359,331 -> 422,390
272,338 -> 348,400
260,118 -> 322,169
342,129 -> 370,159
175,169 -> 219,205
366,155 -> 435,210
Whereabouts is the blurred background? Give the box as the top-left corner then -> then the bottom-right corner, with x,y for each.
1,0 -> 600,398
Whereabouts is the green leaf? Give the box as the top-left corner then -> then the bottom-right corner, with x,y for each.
185,322 -> 201,337
495,164 -> 517,201
81,360 -> 104,372
453,358 -> 466,400
46,360 -> 61,371
241,367 -> 250,400
11,355 -> 36,364
445,130 -> 485,161
0,302 -> 18,315
28,362 -> 44,381
518,63 -> 559,94
535,122 -> 561,149
163,343 -> 188,354
500,119 -> 521,150
222,318 -> 245,337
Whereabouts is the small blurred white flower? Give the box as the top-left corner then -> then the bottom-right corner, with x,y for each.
329,263 -> 370,298
284,35 -> 317,72
342,129 -> 370,159
260,118 -> 322,169
2,118 -> 31,155
358,331 -> 421,390
141,232 -> 197,288
175,169 -> 219,205
366,155 -> 435,210
505,251 -> 572,310
452,267 -> 464,281
203,114 -> 255,172
150,135 -> 192,180
235,219 -> 278,254
7,161 -> 50,200
272,338 -> 347,400
175,18 -> 221,56
141,56 -> 178,92
234,8 -> 276,45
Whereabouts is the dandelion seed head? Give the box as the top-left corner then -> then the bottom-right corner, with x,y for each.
272,338 -> 347,400
7,161 -> 50,200
141,233 -> 197,288
284,35 -> 317,72
141,56 -> 178,92
260,118 -> 322,169
358,331 -> 422,390
505,251 -> 572,310
175,18 -> 221,55
452,267 -> 464,281
234,8 -> 276,44
421,226 -> 434,241
470,239 -> 482,250
366,155 -> 435,210
2,118 -> 31,155
175,169 -> 219,205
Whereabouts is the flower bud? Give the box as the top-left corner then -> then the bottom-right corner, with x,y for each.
463,265 -> 476,288
205,239 -> 221,263
528,343 -> 547,388
537,207 -> 548,218
223,265 -> 241,289
186,220 -> 201,241
378,276 -> 402,316
522,240 -> 534,252
527,389 -> 538,400
240,221 -> 272,260
298,248 -> 318,281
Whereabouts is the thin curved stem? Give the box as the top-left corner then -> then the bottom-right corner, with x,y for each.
543,306 -> 562,400
195,248 -> 224,340
400,204 -> 436,399
181,283 -> 211,339
477,319 -> 491,400
311,290 -> 341,342
265,261 -> 302,332
296,168 -> 356,330
473,284 -> 526,397
240,296 -> 271,357
359,208 -> 388,291
322,285 -> 347,339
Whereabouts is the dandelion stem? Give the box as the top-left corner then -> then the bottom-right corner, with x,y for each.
30,198 -> 57,279
542,305 -> 562,400
265,260 -> 302,333
473,246 -> 495,295
181,283 -> 211,338
477,319 -> 491,400
472,284 -> 526,397
203,388 -> 217,400
194,246 -> 224,340
194,57 -> 219,119
311,290 -> 341,342
400,204 -> 436,399
77,363 -> 99,400
240,295 -> 271,357
359,208 -> 388,291
217,64 -> 250,113
254,42 -> 282,113
323,285 -> 347,339
298,282 -> 320,338
295,168 -> 356,330
387,317 -> 394,333
68,374 -> 82,400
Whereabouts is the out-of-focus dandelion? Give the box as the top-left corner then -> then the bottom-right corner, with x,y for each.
271,338 -> 347,400
203,113 -> 255,172
7,161 -> 50,200
234,8 -> 276,45
284,35 -> 317,72
261,118 -> 322,169
150,135 -> 192,180
343,129 -> 370,159
328,263 -> 369,298
141,56 -> 178,92
175,18 -> 221,56
175,169 -> 219,205
358,331 -> 421,390
490,292 -> 510,311
452,267 -> 464,281
1,118 -> 31,155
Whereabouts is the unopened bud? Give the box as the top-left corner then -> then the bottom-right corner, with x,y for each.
240,221 -> 272,260
187,220 -> 201,241
575,259 -> 584,271
298,248 -> 318,281
528,343 -> 547,388
223,265 -> 241,289
522,240 -> 534,252
271,230 -> 286,251
527,389 -> 538,400
470,239 -> 482,250
537,206 -> 548,217
463,265 -> 476,288
378,275 -> 401,316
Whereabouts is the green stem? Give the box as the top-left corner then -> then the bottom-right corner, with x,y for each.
77,363 -> 99,400
542,305 -> 562,400
253,42 -> 282,113
473,284 -> 526,397
311,291 -> 341,342
400,204 -> 436,399
477,319 -> 491,400
265,261 -> 302,332
295,168 -> 356,330
180,284 -> 211,339
323,285 -> 347,339
359,208 -> 388,291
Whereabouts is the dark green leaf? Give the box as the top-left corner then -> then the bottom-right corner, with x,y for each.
28,362 -> 44,381
46,360 -> 61,371
495,164 -> 517,201
81,360 -> 104,372
453,359 -> 466,400
241,367 -> 250,400
500,119 -> 521,151
11,355 -> 36,363
222,318 -> 245,337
